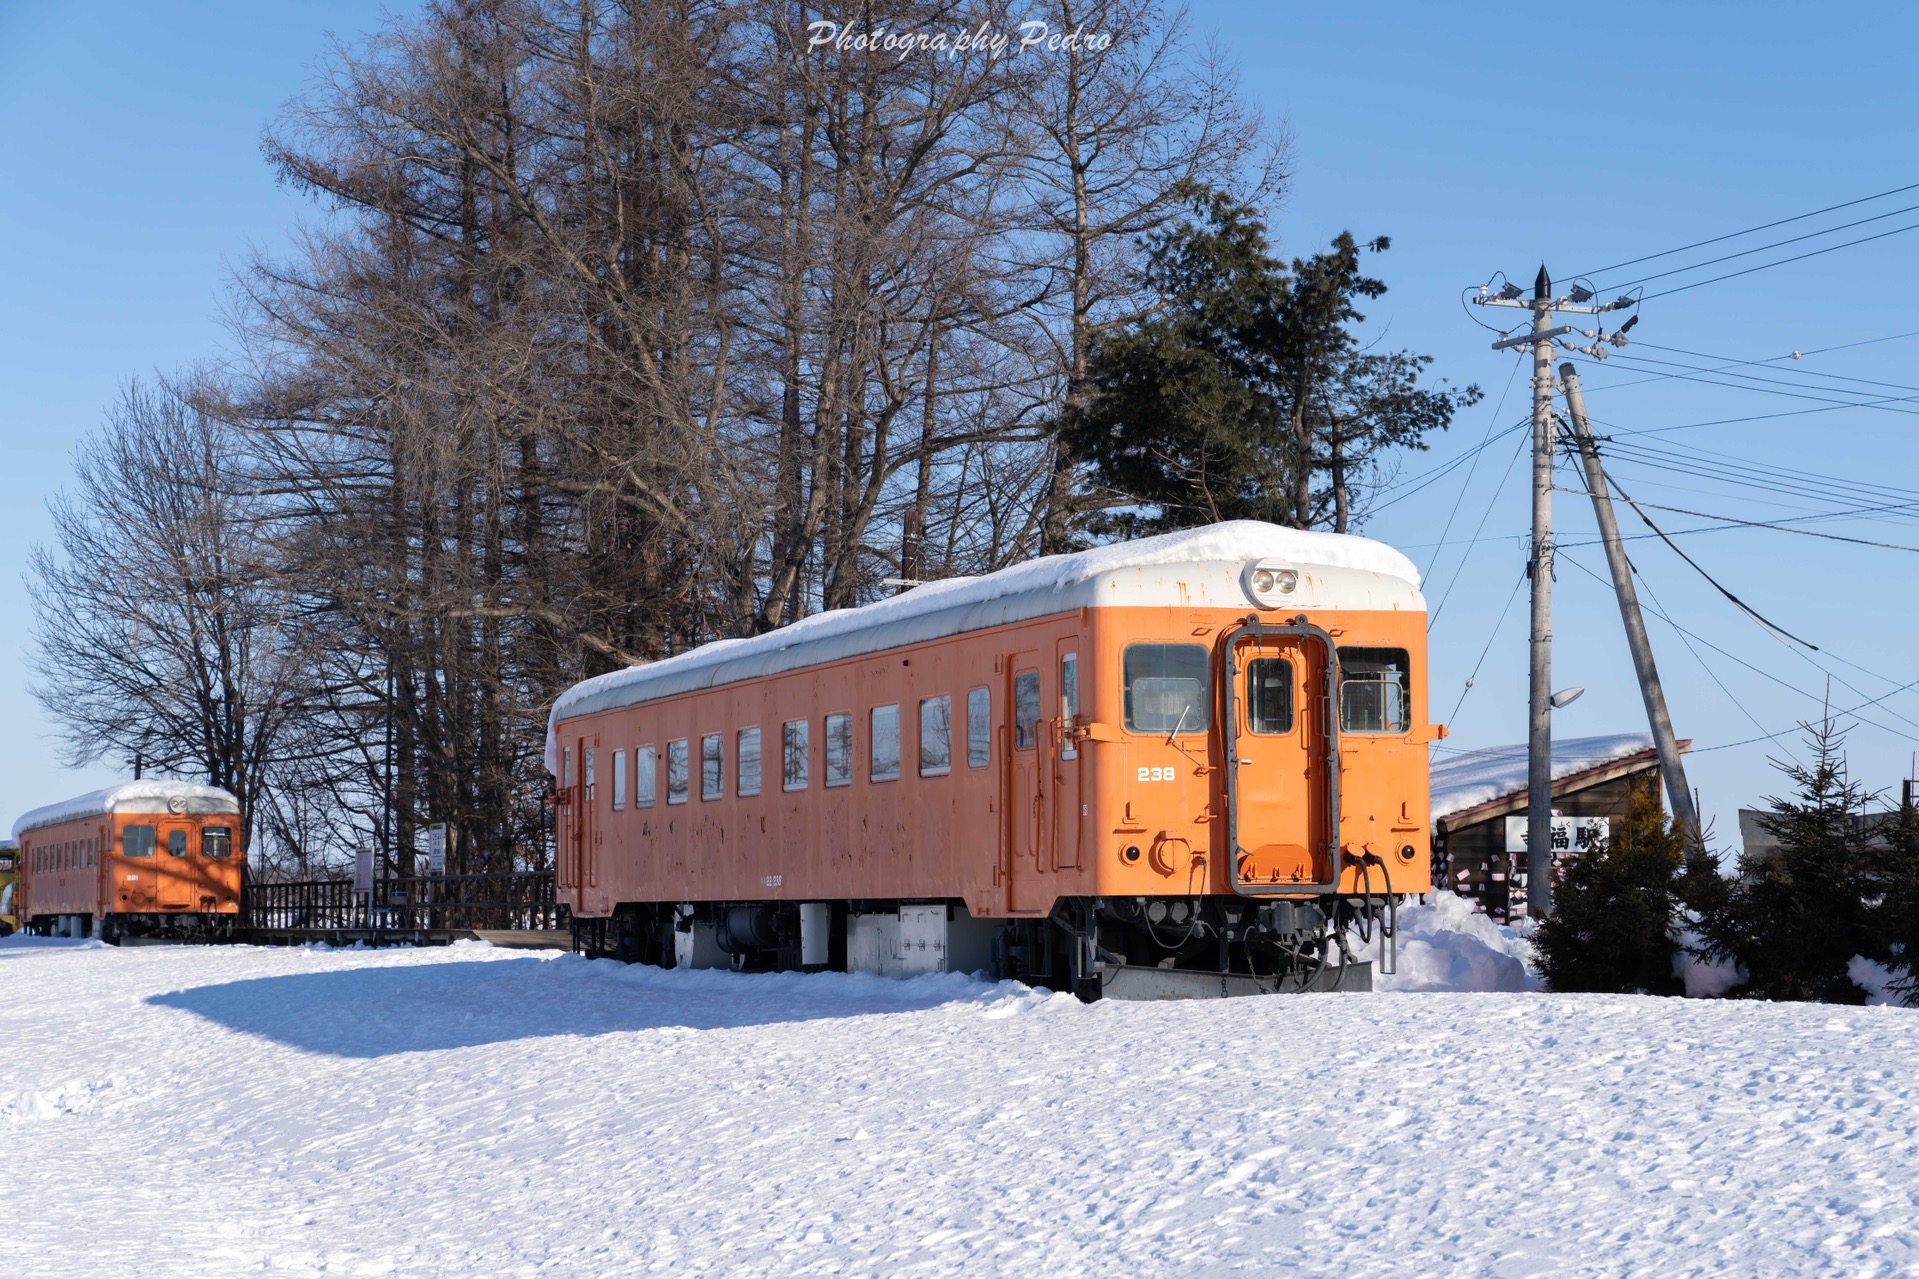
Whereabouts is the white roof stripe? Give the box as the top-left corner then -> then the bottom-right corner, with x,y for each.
545,521 -> 1423,775
13,781 -> 242,839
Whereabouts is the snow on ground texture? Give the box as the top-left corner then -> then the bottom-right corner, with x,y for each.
5,937 -> 1919,1277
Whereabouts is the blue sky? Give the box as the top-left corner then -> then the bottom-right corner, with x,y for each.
2,1 -> 1917,852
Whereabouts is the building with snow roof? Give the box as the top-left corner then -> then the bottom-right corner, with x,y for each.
1431,734 -> 1686,922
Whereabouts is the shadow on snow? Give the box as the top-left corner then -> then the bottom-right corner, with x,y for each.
146,949 -> 1007,1057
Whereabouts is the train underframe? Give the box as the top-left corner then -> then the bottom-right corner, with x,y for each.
572,892 -> 1399,1000
23,912 -> 239,943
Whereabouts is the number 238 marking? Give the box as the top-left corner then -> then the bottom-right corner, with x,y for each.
1137,766 -> 1177,783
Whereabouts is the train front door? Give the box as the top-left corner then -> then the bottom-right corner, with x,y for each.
1228,630 -> 1336,889
1004,655 -> 1049,911
157,818 -> 196,910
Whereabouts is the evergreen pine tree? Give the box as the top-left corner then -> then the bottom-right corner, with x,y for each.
1699,718 -> 1874,1003
1533,780 -> 1690,995
1063,186 -> 1474,535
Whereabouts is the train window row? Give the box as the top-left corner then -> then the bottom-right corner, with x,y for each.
584,685 -> 1007,814
1120,643 -> 1410,738
30,838 -> 98,873
564,642 -> 1415,817
30,826 -> 236,869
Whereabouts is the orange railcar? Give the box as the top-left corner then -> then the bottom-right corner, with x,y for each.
14,782 -> 246,941
546,522 -> 1436,997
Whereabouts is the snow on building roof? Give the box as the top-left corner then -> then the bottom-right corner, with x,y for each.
546,521 -> 1424,774
1430,733 -> 1656,823
13,781 -> 241,839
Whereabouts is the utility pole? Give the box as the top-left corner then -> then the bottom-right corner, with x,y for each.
1474,270 -> 1635,919
1558,362 -> 1702,844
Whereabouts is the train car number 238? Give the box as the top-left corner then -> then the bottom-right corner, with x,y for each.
1137,767 -> 1178,783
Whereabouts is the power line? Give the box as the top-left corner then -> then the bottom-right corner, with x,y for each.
1574,179 -> 1919,279
1422,359 -> 1523,584
1597,470 -> 1824,646
1427,420 -> 1532,630
1445,565 -> 1526,725
1639,217 -> 1919,301
1601,200 -> 1919,291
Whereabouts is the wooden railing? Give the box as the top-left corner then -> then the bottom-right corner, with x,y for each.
243,871 -> 565,934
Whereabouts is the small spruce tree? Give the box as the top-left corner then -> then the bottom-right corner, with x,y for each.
1533,780 -> 1691,995
1870,793 -> 1919,1006
1698,718 -> 1874,1003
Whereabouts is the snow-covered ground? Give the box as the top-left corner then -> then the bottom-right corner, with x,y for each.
4,921 -> 1918,1277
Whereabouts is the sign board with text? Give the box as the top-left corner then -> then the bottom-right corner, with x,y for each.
1504,815 -> 1609,855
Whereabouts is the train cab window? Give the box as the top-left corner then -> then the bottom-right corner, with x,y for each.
636,746 -> 658,808
167,831 -> 189,858
967,688 -> 991,768
738,728 -> 763,798
920,697 -> 952,777
611,750 -> 628,810
667,740 -> 690,804
562,746 -> 574,790
1247,658 -> 1296,735
1013,671 -> 1040,750
783,720 -> 810,791
1060,655 -> 1080,760
124,825 -> 156,859
871,705 -> 902,782
203,827 -> 233,858
825,714 -> 853,787
1123,644 -> 1212,735
701,734 -> 725,800
1339,647 -> 1412,735
584,749 -> 597,803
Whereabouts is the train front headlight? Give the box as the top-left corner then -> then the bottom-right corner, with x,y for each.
1243,559 -> 1300,608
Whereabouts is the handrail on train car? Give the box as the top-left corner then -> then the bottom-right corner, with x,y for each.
1221,613 -> 1344,897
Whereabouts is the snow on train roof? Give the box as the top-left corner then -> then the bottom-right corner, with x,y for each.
13,781 -> 242,839
1430,734 -> 1655,822
546,521 -> 1422,773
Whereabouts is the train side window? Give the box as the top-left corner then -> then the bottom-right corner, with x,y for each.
562,746 -> 574,790
701,734 -> 725,800
1060,654 -> 1080,760
920,696 -> 952,777
1339,647 -> 1412,735
124,825 -> 156,859
167,831 -> 188,858
203,827 -> 233,858
667,740 -> 690,804
783,720 -> 810,791
1247,658 -> 1296,735
739,728 -> 763,798
611,750 -> 628,810
1014,671 -> 1040,749
825,714 -> 853,787
967,688 -> 990,767
871,705 -> 902,782
635,746 -> 657,808
1123,644 -> 1212,734
584,749 -> 597,804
